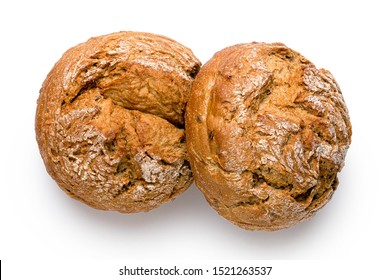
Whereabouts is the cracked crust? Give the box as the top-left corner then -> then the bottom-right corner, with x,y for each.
36,31 -> 200,213
186,42 -> 352,230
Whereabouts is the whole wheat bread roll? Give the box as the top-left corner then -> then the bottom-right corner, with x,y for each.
36,31 -> 201,213
186,42 -> 352,230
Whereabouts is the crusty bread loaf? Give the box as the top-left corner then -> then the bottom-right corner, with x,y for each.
36,31 -> 201,213
186,42 -> 352,230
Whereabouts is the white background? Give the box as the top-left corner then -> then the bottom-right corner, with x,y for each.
1,0 -> 389,278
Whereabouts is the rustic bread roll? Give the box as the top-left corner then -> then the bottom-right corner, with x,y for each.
36,31 -> 201,213
186,42 -> 352,230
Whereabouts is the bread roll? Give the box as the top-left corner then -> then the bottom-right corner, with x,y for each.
36,31 -> 201,213
186,42 -> 352,230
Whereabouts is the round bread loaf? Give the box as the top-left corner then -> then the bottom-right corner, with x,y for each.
36,31 -> 201,213
186,42 -> 352,230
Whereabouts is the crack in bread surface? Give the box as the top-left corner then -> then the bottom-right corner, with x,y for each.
62,32 -> 201,127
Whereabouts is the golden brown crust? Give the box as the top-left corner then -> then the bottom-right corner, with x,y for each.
36,31 -> 201,213
186,42 -> 352,230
